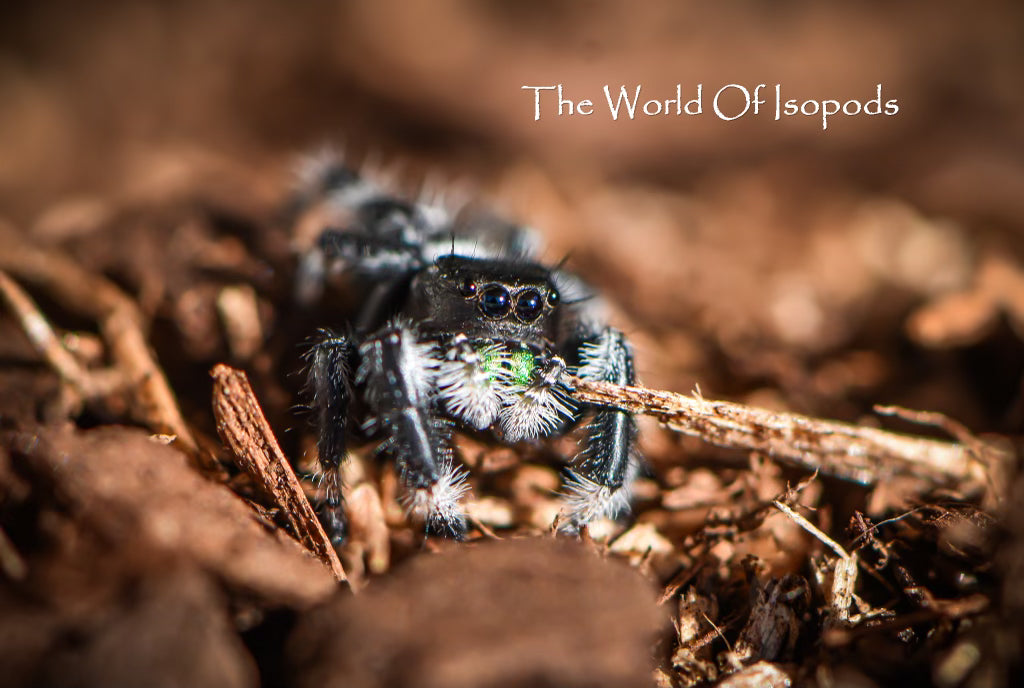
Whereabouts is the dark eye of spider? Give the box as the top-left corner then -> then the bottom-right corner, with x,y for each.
458,277 -> 477,297
547,288 -> 560,307
479,285 -> 512,318
515,289 -> 544,322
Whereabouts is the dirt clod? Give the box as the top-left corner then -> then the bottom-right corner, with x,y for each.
289,538 -> 665,688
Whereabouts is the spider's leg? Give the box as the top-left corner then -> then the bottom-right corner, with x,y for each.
306,331 -> 356,544
563,327 -> 641,530
293,153 -> 445,304
359,323 -> 469,539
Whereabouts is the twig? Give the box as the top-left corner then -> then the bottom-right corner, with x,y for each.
569,377 -> 974,485
0,269 -> 125,401
773,500 -> 848,560
211,364 -> 346,583
823,594 -> 990,648
0,229 -> 197,456
874,404 -> 1009,503
774,500 -> 859,629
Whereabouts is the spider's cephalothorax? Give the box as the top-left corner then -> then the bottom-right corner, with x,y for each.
296,153 -> 641,540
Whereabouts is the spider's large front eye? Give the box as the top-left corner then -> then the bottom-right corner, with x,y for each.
515,289 -> 544,322
479,285 -> 512,318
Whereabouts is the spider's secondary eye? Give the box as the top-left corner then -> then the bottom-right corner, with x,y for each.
515,289 -> 544,322
547,288 -> 560,307
459,277 -> 477,297
479,285 -> 511,318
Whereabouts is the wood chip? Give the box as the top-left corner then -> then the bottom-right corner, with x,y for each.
210,363 -> 346,583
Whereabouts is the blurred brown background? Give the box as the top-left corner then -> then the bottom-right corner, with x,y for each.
2,0 -> 1023,431
2,1 -> 1022,212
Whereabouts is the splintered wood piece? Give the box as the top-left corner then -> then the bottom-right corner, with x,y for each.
569,377 -> 974,485
211,364 -> 346,583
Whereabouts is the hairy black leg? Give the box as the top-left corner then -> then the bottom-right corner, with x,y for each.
564,327 -> 641,528
319,228 -> 426,273
292,155 -> 443,304
358,323 -> 468,539
306,331 -> 356,544
295,225 -> 427,307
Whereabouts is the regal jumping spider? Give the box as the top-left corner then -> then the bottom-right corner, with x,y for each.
294,154 -> 640,540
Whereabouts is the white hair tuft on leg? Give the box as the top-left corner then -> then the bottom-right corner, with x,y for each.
577,330 -> 619,381
500,382 -> 575,442
357,320 -> 440,407
561,450 -> 641,528
402,461 -> 471,532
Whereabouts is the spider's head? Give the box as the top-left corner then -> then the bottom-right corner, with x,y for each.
408,255 -> 561,344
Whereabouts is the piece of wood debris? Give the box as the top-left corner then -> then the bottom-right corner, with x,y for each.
211,363 -> 346,583
717,661 -> 792,688
773,500 -> 864,630
670,587 -> 719,686
727,572 -> 807,668
569,376 -> 976,485
0,269 -> 125,402
215,284 -> 263,361
0,230 -> 198,458
906,252 -> 1024,348
343,482 -> 391,585
0,525 -> 28,581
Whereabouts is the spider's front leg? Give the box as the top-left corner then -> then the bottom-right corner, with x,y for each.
358,322 -> 469,539
563,327 -> 641,529
307,331 -> 356,544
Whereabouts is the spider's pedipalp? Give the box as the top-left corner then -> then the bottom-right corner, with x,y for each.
499,354 -> 576,442
437,336 -> 514,430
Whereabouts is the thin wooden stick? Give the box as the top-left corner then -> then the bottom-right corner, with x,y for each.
569,377 -> 976,485
0,229 -> 197,456
211,364 -> 346,583
0,269 -> 125,400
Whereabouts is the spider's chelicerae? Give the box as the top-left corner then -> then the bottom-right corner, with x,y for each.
294,154 -> 641,541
